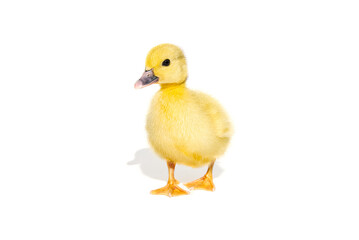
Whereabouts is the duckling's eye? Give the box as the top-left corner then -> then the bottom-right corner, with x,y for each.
162,59 -> 170,66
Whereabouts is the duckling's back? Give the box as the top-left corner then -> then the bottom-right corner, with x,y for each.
146,85 -> 233,167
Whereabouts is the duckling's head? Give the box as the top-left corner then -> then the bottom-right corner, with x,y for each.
135,44 -> 187,89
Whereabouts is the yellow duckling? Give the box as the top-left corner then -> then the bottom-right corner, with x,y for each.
135,44 -> 233,197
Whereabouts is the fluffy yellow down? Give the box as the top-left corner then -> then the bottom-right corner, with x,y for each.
145,44 -> 233,167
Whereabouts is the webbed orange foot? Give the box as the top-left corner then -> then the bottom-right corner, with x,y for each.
150,181 -> 189,197
184,175 -> 215,191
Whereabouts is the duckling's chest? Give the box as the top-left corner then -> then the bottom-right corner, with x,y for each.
145,88 -> 201,140
147,90 -> 187,129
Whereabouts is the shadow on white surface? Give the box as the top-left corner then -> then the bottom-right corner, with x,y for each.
127,148 -> 224,183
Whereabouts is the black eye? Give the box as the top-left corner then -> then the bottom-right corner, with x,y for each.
162,59 -> 170,66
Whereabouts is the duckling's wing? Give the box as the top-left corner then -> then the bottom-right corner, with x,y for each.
191,91 -> 233,139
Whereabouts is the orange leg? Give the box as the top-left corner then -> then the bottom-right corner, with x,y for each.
150,161 -> 189,197
185,161 -> 215,191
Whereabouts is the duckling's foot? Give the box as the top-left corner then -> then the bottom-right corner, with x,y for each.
150,180 -> 189,197
184,175 -> 215,191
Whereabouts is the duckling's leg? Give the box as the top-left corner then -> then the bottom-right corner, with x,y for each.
184,161 -> 215,191
150,161 -> 189,197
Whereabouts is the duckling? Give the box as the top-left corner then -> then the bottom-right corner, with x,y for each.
135,44 -> 233,197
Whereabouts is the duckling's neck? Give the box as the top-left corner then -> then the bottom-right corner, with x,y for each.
158,81 -> 187,104
160,81 -> 187,91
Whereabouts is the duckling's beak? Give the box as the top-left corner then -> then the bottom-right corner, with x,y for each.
134,69 -> 159,89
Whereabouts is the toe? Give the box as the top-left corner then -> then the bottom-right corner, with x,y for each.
150,183 -> 189,197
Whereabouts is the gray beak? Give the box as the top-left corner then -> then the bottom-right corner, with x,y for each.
134,69 -> 159,89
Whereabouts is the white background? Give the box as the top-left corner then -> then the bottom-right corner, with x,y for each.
1,0 -> 358,239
